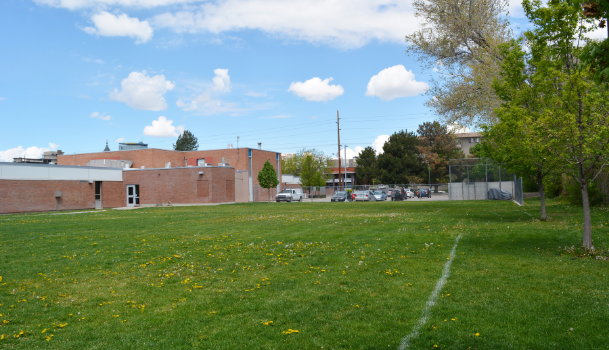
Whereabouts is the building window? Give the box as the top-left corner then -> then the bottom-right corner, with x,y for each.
197,158 -> 206,166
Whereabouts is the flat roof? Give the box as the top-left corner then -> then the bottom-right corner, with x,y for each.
0,161 -> 122,171
124,166 -> 235,171
58,147 -> 282,156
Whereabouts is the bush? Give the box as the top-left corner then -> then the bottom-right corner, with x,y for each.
565,178 -> 606,206
543,174 -> 563,198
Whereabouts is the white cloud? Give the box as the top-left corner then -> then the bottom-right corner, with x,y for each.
82,56 -> 105,64
212,68 -> 231,92
288,77 -> 344,102
365,65 -> 428,101
49,143 -> 59,151
90,111 -> 112,121
372,135 -> 389,154
83,11 -> 153,44
34,0 -> 199,10
150,0 -> 419,49
116,138 -> 126,143
245,91 -> 266,97
333,146 -> 364,159
143,116 -> 185,137
0,97 -> 6,101
110,71 -> 175,111
0,143 -> 57,162
177,69 -> 253,115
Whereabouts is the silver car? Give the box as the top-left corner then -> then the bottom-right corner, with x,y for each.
354,190 -> 377,201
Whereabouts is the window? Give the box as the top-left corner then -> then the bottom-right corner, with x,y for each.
197,158 -> 206,166
475,138 -> 480,143
470,138 -> 474,143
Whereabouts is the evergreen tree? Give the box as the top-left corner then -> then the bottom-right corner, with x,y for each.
354,146 -> 377,185
173,130 -> 199,151
257,160 -> 279,203
376,130 -> 426,184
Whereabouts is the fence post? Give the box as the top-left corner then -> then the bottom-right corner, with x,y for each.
466,165 -> 470,200
449,165 -> 452,201
485,163 -> 488,200
499,165 -> 502,190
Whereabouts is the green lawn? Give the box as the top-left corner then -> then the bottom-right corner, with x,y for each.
0,199 -> 608,349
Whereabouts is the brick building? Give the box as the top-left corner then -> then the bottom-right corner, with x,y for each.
0,162 -> 234,214
58,147 -> 282,202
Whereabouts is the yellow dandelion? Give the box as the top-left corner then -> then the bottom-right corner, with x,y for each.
475,333 -> 480,336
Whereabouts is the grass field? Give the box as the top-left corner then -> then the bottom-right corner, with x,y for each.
0,199 -> 608,349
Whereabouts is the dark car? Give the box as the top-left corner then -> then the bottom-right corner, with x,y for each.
331,191 -> 349,202
418,189 -> 431,198
391,189 -> 405,201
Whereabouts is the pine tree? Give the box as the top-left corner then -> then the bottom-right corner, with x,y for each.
257,160 -> 279,202
173,130 -> 199,151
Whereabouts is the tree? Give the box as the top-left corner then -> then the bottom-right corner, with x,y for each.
354,146 -> 377,185
570,0 -> 609,83
406,0 -> 512,127
299,153 -> 327,187
173,130 -> 199,151
257,160 -> 279,203
280,148 -> 330,176
376,130 -> 426,184
416,121 -> 464,183
490,0 -> 609,248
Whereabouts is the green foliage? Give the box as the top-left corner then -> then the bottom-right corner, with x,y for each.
173,130 -> 199,151
299,153 -> 327,187
566,178 -> 606,205
569,0 -> 609,84
376,130 -> 425,184
416,121 -> 463,183
354,146 -> 377,185
543,174 -> 564,198
281,149 -> 330,176
257,161 -> 279,189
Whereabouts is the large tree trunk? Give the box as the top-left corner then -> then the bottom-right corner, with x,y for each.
580,181 -> 593,249
539,179 -> 546,220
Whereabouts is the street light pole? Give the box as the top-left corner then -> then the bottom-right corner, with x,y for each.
343,144 -> 348,189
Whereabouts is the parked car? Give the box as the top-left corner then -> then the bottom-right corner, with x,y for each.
418,188 -> 431,198
391,189 -> 403,201
404,189 -> 415,198
331,191 -> 349,202
276,189 -> 303,202
373,191 -> 387,201
355,190 -> 377,201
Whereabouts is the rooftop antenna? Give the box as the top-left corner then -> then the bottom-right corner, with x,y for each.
237,136 -> 240,160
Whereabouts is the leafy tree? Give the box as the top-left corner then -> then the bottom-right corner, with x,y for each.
280,148 -> 330,176
490,0 -> 609,248
570,0 -> 609,84
299,153 -> 327,187
416,121 -> 463,183
354,146 -> 377,185
406,0 -> 512,127
376,130 -> 426,184
257,160 -> 279,203
173,130 -> 199,151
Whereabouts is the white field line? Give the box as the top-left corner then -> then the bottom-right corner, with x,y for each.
398,233 -> 463,350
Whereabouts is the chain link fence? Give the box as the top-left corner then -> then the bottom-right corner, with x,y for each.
449,158 -> 522,202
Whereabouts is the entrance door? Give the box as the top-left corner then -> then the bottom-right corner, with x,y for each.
126,185 -> 140,207
95,181 -> 102,209
197,158 -> 206,166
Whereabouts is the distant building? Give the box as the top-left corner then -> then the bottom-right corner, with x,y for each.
104,140 -> 110,152
119,142 -> 148,151
454,132 -> 483,156
281,153 -> 296,160
13,150 -> 64,164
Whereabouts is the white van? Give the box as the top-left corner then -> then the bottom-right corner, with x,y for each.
276,189 -> 303,202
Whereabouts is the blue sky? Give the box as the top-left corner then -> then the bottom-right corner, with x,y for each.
0,0 -> 531,161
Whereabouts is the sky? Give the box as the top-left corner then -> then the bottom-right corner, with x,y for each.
0,0 -> 539,162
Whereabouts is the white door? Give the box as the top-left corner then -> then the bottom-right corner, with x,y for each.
197,158 -> 206,166
126,185 -> 139,207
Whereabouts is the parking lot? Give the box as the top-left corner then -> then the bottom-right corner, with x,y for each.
295,192 -> 450,203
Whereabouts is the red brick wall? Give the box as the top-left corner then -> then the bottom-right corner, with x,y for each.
101,181 -> 124,208
0,180 -> 96,214
57,148 -> 281,188
122,167 -> 234,206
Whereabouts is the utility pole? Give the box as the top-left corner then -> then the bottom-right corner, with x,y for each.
344,144 -> 348,190
337,110 -> 342,191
